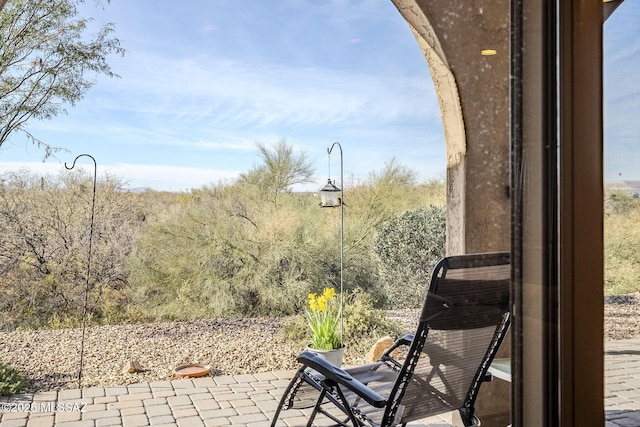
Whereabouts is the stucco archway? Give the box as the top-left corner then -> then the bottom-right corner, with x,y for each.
391,0 -> 511,256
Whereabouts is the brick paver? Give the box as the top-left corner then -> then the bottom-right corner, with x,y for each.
2,340 -> 640,426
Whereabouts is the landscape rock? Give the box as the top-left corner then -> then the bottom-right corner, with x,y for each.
364,336 -> 399,363
122,360 -> 144,374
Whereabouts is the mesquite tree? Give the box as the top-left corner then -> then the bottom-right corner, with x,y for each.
0,0 -> 123,156
238,139 -> 315,205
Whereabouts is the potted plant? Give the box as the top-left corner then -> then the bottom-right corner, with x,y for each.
305,287 -> 344,366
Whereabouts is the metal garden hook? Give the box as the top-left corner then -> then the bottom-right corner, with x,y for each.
65,154 -> 97,389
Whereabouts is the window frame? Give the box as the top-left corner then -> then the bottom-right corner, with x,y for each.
512,0 -> 605,425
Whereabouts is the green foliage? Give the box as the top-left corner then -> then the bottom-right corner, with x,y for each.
345,161 -> 444,256
127,181 -> 327,320
373,206 -> 446,309
0,362 -> 28,396
342,289 -> 401,358
282,315 -> 310,345
127,155 -> 445,321
282,289 -> 401,357
305,288 -> 341,350
238,139 -> 315,205
0,0 -> 124,155
0,148 -> 447,329
126,146 -> 443,321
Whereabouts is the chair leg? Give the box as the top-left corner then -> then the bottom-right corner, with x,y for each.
270,390 -> 288,426
306,388 -> 328,427
457,408 -> 481,427
334,385 -> 361,426
270,369 -> 305,427
270,369 -> 358,427
307,383 -> 361,427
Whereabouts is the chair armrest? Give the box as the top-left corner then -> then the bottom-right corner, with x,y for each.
380,333 -> 415,368
297,351 -> 387,408
385,333 -> 414,354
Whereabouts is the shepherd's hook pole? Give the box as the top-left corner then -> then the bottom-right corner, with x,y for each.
327,142 -> 343,344
65,154 -> 97,389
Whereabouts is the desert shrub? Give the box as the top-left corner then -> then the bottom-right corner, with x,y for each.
342,290 -> 402,358
0,156 -> 446,326
0,169 -> 146,330
0,362 -> 27,396
127,142 -> 324,319
373,206 -> 446,309
128,181 -> 331,319
128,155 -> 445,321
605,190 -> 637,215
281,315 -> 310,345
605,201 -> 640,295
337,161 -> 445,306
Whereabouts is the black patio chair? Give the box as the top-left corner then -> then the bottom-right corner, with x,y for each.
270,252 -> 511,427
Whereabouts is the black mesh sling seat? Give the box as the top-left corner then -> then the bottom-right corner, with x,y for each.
270,252 -> 510,427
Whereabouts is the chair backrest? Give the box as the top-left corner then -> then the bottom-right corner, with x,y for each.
383,252 -> 510,425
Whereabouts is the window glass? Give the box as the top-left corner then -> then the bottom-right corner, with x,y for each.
604,2 -> 640,425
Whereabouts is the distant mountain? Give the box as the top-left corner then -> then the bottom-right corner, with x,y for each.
606,181 -> 640,197
120,187 -> 150,193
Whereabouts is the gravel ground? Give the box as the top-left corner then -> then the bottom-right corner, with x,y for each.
1,296 -> 639,394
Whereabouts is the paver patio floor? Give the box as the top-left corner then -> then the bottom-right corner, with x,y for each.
2,339 -> 640,426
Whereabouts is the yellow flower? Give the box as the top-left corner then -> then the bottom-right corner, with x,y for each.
308,293 -> 318,312
317,295 -> 327,312
304,287 -> 342,350
322,287 -> 336,300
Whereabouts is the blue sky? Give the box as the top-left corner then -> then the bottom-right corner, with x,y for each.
604,1 -> 640,182
0,1 -> 638,191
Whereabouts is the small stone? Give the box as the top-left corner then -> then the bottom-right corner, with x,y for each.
365,336 -> 399,363
122,360 -> 144,374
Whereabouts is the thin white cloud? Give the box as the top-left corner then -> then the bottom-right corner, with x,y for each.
83,52 -> 439,129
21,50 -> 440,164
0,161 -> 64,176
0,161 -> 241,191
201,24 -> 219,34
193,139 -> 256,151
103,163 -> 241,190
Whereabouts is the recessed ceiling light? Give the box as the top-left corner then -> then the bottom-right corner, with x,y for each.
481,49 -> 498,56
